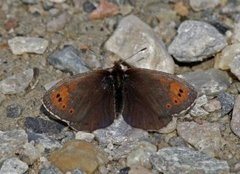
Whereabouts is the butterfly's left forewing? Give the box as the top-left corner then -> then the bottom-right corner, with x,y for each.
122,68 -> 197,130
43,70 -> 115,132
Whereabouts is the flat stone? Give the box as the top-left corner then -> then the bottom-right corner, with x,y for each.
0,157 -> 28,174
49,140 -> 106,174
231,95 -> 240,138
0,69 -> 34,94
0,129 -> 28,162
177,121 -> 224,157
105,15 -> 175,73
168,20 -> 227,62
150,147 -> 230,174
8,37 -> 48,55
180,68 -> 231,95
48,45 -> 90,74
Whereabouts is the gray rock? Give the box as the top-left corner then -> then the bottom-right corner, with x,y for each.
150,147 -> 230,174
189,0 -> 221,11
168,20 -> 227,62
48,45 -> 90,74
230,54 -> 240,81
47,12 -> 70,32
217,92 -> 234,116
231,95 -> 240,138
0,129 -> 28,162
6,103 -> 22,118
177,121 -> 224,157
105,15 -> 175,74
8,37 -> 48,55
180,68 -> 231,95
0,157 -> 28,174
0,69 -> 34,94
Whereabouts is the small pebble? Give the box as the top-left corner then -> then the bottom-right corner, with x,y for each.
126,141 -> 157,168
168,20 -> 227,62
6,103 -> 23,118
150,147 -> 230,174
217,92 -> 235,116
231,95 -> 240,138
190,95 -> 209,117
180,68 -> 231,95
8,37 -> 48,55
25,117 -> 65,134
49,140 -> 106,173
47,12 -> 70,32
230,54 -> 240,81
0,157 -> 28,174
203,98 -> 221,112
0,129 -> 28,161
27,131 -> 62,150
177,121 -> 224,157
83,0 -> 96,13
214,43 -> 240,70
21,0 -> 39,4
75,131 -> 95,142
0,69 -> 34,94
189,0 -> 221,11
48,45 -> 90,74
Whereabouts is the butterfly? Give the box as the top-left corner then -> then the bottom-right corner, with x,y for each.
43,60 -> 197,132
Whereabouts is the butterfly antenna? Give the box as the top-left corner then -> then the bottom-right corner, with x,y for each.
118,47 -> 147,64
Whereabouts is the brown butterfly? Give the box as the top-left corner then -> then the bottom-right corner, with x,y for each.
43,60 -> 197,132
